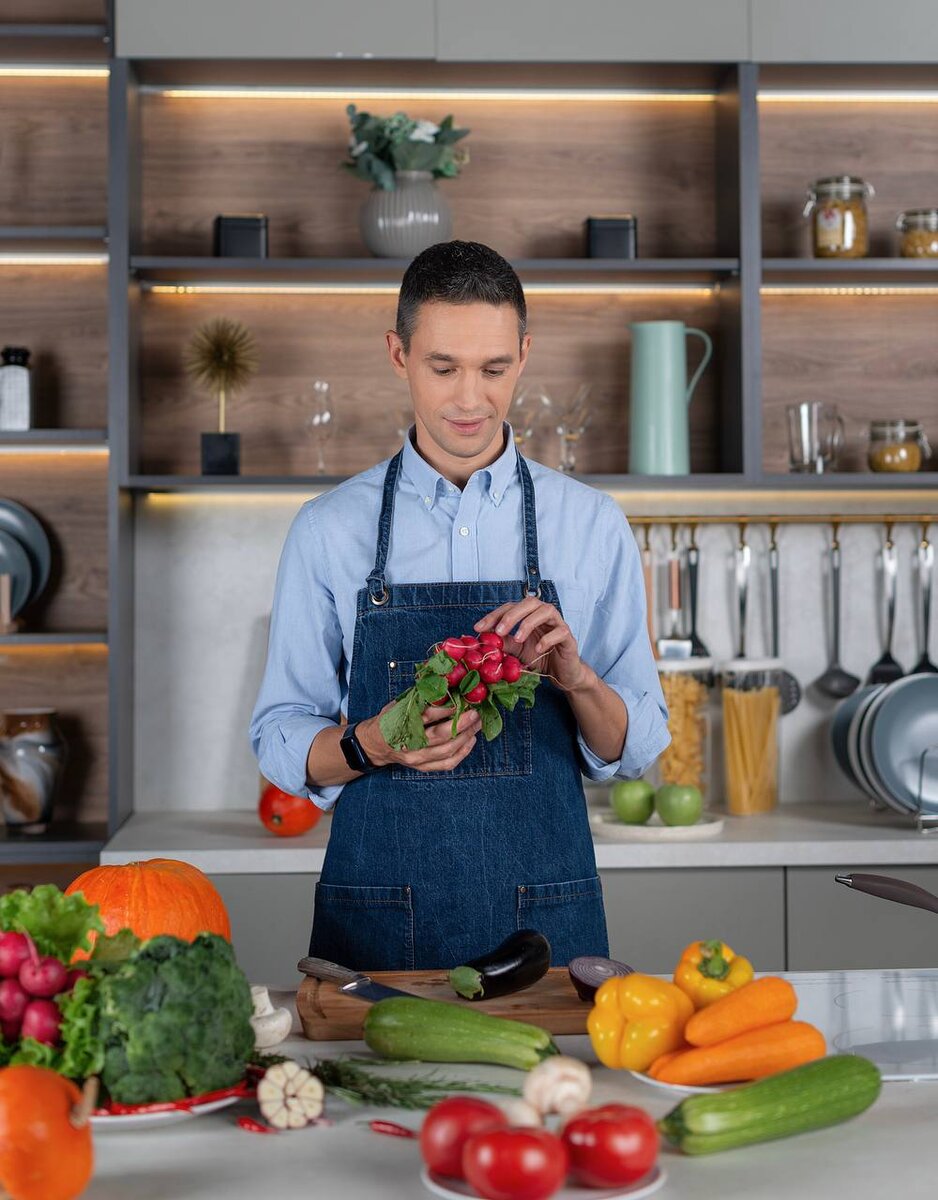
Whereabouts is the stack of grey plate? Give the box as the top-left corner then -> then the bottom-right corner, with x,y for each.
832,675 -> 938,817
0,500 -> 51,619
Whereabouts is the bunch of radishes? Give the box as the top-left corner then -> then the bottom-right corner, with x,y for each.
0,931 -> 86,1047
438,633 -> 523,706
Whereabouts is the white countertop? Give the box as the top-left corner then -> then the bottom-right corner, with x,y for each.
101,800 -> 938,873
87,983 -> 938,1200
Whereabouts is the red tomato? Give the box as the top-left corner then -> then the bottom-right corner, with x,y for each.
462,1128 -> 568,1200
561,1104 -> 658,1188
419,1097 -> 507,1180
258,784 -> 322,838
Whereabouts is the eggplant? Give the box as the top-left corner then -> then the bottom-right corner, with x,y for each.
448,929 -> 551,1001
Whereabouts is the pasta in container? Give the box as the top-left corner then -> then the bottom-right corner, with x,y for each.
648,659 -> 713,804
720,658 -> 782,816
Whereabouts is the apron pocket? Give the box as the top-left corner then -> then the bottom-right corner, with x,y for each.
516,875 -> 609,965
387,659 -> 532,781
310,882 -> 415,971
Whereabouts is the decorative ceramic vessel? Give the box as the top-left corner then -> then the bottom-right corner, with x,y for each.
359,170 -> 452,257
0,708 -> 67,833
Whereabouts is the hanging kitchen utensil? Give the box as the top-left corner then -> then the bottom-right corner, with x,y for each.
913,524 -> 938,674
815,523 -> 860,699
834,873 -> 938,916
657,523 -> 691,659
642,524 -> 657,659
867,524 -> 904,686
735,523 -> 751,662
769,523 -> 802,715
687,523 -> 709,658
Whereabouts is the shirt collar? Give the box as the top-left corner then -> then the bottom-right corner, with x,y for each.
401,421 -> 518,510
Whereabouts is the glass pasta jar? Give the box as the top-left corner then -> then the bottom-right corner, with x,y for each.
867,419 -> 930,473
897,209 -> 938,258
649,659 -> 713,805
804,176 -> 873,258
720,658 -> 782,816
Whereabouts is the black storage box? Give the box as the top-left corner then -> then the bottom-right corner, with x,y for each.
213,214 -> 269,258
586,215 -> 638,259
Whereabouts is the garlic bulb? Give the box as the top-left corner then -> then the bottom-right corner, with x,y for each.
257,1061 -> 325,1129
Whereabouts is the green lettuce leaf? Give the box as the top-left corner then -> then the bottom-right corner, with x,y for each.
57,974 -> 105,1080
10,1037 -> 59,1069
0,884 -> 104,962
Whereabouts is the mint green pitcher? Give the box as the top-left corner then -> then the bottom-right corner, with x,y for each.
628,320 -> 713,475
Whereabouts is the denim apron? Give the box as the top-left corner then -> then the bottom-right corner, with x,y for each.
308,448 -> 609,971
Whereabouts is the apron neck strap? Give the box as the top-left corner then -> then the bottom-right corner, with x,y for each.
366,442 -> 543,605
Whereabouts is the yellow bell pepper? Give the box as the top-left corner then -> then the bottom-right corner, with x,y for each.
587,973 -> 694,1073
673,939 -> 755,1009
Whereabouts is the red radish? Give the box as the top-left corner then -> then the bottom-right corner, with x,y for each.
459,635 -> 480,647
446,662 -> 467,687
442,637 -> 468,661
0,979 -> 28,1024
479,632 -> 504,652
501,655 -> 522,683
465,683 -> 488,704
480,659 -> 504,684
0,933 -> 29,979
19,937 -> 68,999
464,648 -> 485,670
20,998 -> 61,1046
0,1018 -> 20,1043
65,968 -> 89,991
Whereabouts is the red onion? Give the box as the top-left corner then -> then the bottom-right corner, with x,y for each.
568,956 -> 634,1002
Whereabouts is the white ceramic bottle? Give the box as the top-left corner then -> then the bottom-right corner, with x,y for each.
0,347 -> 32,431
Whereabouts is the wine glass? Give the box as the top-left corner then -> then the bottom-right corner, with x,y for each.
555,383 -> 592,474
305,379 -> 334,474
511,380 -> 552,451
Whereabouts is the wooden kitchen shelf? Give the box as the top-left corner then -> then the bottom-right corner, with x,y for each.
0,430 -> 108,446
0,23 -> 107,38
0,632 -> 108,645
0,821 -> 108,866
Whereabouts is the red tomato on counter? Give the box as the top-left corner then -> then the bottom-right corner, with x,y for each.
258,783 -> 322,837
561,1103 -> 658,1188
462,1128 -> 568,1200
420,1097 -> 507,1180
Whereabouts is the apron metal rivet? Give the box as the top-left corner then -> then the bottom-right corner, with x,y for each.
389,660 -> 396,668
519,885 -> 526,893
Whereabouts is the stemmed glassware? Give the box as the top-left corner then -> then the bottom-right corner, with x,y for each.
555,383 -> 592,474
511,380 -> 552,452
305,379 -> 334,474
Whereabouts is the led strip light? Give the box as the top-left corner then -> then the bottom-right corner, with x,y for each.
0,65 -> 108,79
147,281 -> 716,298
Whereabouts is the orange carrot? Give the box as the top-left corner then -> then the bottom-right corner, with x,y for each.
647,1046 -> 692,1079
685,977 -> 797,1047
654,1020 -> 826,1086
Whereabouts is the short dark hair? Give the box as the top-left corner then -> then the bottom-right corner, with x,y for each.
395,240 -> 527,354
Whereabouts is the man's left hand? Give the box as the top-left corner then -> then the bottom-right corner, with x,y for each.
473,599 -> 591,693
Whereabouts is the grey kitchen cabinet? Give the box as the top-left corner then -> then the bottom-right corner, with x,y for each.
115,0 -> 436,59
751,0 -> 938,62
436,0 -> 749,62
787,866 -> 938,971
209,873 -> 318,989
600,868 -> 786,973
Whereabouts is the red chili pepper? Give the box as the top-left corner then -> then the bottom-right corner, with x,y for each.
368,1119 -> 418,1139
95,1079 -> 253,1117
237,1116 -> 278,1135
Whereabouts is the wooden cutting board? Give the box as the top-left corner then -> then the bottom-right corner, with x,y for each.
296,967 -> 591,1041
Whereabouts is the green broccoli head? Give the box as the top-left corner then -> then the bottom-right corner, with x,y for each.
99,933 -> 255,1104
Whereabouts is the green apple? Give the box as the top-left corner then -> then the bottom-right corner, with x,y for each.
610,779 -> 655,825
655,784 -> 704,827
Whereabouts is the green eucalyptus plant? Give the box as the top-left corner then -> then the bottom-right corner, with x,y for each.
342,104 -> 470,191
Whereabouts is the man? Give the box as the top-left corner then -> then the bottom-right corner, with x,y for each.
249,240 -> 669,971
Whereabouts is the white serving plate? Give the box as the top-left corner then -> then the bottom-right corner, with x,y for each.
422,1164 -> 666,1200
91,1093 -> 243,1131
590,809 -> 724,841
627,1070 -> 733,1096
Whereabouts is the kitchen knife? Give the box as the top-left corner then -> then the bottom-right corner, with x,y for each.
296,956 -> 423,1003
835,873 -> 938,916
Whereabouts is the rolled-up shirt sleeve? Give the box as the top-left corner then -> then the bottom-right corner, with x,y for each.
248,503 -> 346,811
575,499 -> 671,782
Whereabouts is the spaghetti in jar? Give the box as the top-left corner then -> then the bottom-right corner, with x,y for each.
720,658 -> 782,815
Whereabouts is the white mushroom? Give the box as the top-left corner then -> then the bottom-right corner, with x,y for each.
500,1098 -> 543,1127
250,985 -> 294,1050
523,1055 -> 593,1117
256,1061 -> 325,1129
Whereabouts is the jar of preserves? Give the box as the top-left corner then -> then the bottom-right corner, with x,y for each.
804,176 -> 873,258
649,659 -> 713,806
867,419 -> 931,473
720,658 -> 781,816
897,209 -> 938,258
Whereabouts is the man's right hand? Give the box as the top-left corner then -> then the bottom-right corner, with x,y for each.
357,702 -> 481,774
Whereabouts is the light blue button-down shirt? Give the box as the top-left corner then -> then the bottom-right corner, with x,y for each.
249,423 -> 670,810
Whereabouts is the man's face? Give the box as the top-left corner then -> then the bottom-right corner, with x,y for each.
387,300 -> 530,463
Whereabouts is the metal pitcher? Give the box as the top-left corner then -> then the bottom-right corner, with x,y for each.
628,320 -> 712,475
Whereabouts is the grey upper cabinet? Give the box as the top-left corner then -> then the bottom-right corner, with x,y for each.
436,0 -> 749,62
115,0 -> 436,59
751,0 -> 938,62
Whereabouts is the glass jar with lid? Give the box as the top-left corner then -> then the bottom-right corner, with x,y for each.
867,419 -> 931,473
648,658 -> 713,807
897,209 -> 938,258
804,176 -> 873,258
720,658 -> 781,816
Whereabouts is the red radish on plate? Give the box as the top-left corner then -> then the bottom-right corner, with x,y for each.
20,998 -> 61,1046
0,933 -> 29,979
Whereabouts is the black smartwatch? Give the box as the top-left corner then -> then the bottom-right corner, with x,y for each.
340,722 -> 376,773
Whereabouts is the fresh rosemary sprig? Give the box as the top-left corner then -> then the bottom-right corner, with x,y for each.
312,1056 -> 521,1111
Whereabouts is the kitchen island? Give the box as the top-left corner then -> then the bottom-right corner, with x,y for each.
87,1015 -> 938,1199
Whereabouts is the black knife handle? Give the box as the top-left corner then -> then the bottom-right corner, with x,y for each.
835,873 -> 938,916
296,955 -> 367,983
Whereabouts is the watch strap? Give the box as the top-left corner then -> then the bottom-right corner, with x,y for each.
340,722 -> 375,773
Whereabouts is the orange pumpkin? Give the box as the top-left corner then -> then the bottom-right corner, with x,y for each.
65,858 -> 231,957
0,1066 -> 94,1200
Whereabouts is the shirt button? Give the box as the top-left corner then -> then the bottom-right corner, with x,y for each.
459,526 -> 470,537
424,496 -> 431,505
492,491 -> 499,500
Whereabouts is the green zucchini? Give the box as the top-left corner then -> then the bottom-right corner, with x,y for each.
363,996 -> 559,1071
659,1055 -> 881,1155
